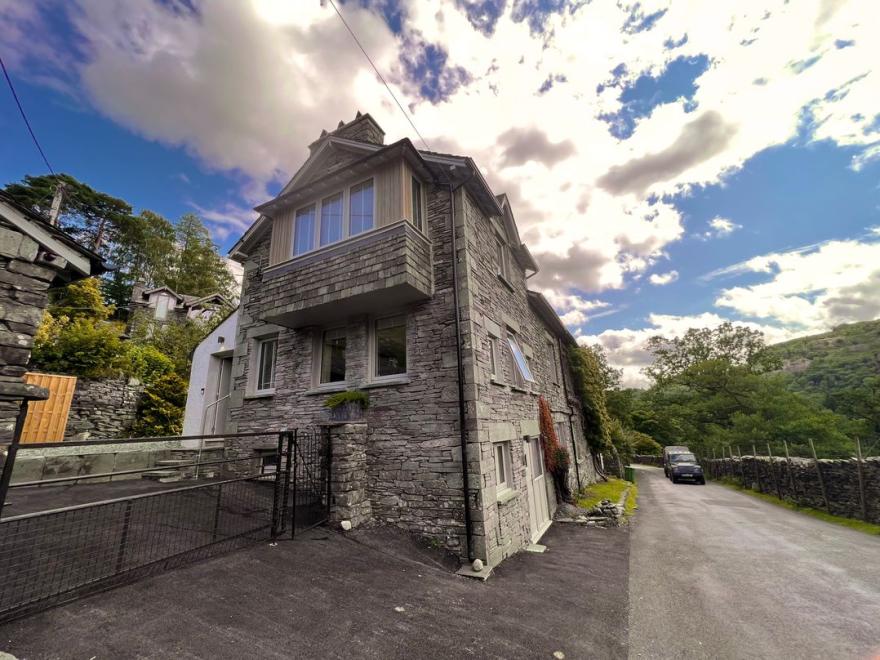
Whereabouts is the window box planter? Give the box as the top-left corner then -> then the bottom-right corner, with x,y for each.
324,390 -> 369,422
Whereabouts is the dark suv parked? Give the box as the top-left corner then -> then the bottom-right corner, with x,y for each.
668,452 -> 705,484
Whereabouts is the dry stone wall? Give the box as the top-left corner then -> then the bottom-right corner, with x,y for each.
63,377 -> 144,441
708,455 -> 880,524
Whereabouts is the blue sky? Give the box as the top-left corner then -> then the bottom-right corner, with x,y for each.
2,0 -> 879,385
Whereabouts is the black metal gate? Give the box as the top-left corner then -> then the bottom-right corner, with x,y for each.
272,428 -> 331,538
0,428 -> 330,624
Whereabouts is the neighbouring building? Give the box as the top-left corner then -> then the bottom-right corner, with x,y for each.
0,192 -> 110,442
127,283 -> 230,334
215,112 -> 597,570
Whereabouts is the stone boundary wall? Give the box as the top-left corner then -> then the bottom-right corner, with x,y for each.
708,456 -> 880,524
63,377 -> 144,441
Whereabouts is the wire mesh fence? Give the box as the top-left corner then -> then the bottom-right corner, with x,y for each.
0,429 -> 330,624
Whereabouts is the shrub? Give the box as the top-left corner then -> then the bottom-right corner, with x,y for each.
324,390 -> 370,409
538,396 -> 572,502
133,372 -> 187,437
116,344 -> 175,384
31,315 -> 126,378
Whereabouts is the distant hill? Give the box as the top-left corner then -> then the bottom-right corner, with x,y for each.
768,319 -> 880,439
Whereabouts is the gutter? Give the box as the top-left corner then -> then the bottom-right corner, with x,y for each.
442,165 -> 477,563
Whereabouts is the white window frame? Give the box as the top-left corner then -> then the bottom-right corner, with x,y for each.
548,339 -> 560,385
488,334 -> 500,380
507,332 -> 535,387
370,314 -> 408,382
254,335 -> 278,395
495,236 -> 511,282
289,177 -> 376,258
410,176 -> 425,233
319,191 -> 344,247
494,441 -> 513,494
316,327 -> 347,387
293,203 -> 317,256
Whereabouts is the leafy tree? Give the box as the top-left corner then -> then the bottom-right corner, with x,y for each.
31,315 -> 126,378
133,372 -> 187,437
48,277 -> 113,321
168,213 -> 235,298
590,343 -> 623,390
128,309 -> 225,376
644,322 -> 781,384
3,173 -> 132,252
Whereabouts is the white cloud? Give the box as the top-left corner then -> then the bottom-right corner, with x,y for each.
2,0 -> 878,304
649,270 -> 679,286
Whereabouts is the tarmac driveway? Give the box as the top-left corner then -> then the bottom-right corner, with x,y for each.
0,522 -> 629,659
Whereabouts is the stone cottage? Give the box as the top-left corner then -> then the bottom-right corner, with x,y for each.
224,112 -> 597,570
127,283 -> 230,335
0,192 -> 110,441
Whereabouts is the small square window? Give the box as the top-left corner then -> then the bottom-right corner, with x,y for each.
320,328 -> 347,384
375,315 -> 407,378
256,337 -> 277,393
494,441 -> 513,492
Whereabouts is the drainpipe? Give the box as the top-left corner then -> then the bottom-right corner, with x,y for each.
444,167 -> 476,562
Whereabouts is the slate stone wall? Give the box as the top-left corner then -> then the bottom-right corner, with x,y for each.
63,377 -> 144,441
708,455 -> 880,524
0,221 -> 55,441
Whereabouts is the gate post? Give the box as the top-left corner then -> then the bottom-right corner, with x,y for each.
271,431 -> 285,539
0,401 -> 29,517
290,428 -> 298,538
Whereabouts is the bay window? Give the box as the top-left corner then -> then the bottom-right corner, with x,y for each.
349,179 -> 374,235
293,205 -> 316,256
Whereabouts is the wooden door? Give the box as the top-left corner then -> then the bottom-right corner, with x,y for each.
20,373 -> 77,443
523,436 -> 552,542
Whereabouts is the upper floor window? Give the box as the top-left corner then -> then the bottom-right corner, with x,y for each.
154,293 -> 172,320
320,328 -> 347,384
256,336 -> 278,393
294,205 -> 316,256
411,177 -> 424,232
374,315 -> 407,378
548,339 -> 560,384
495,238 -> 511,282
320,193 -> 343,246
350,179 -> 374,236
507,332 -> 535,388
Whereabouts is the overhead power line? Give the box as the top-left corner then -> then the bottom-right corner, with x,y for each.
326,0 -> 431,152
0,54 -> 55,174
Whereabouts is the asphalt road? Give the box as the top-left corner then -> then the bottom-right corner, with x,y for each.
628,465 -> 880,660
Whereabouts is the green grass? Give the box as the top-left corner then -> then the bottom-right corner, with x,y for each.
576,477 -> 638,517
717,478 -> 880,536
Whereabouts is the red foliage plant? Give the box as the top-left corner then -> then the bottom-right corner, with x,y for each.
538,396 -> 572,501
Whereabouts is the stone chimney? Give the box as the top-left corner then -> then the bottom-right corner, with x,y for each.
308,111 -> 385,154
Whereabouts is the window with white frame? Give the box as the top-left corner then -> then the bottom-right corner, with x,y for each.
319,192 -> 343,247
154,293 -> 172,320
494,441 -> 513,492
255,336 -> 278,393
349,179 -> 375,236
374,315 -> 407,378
507,332 -> 535,387
319,328 -> 346,384
411,176 -> 424,232
495,237 -> 511,282
293,204 -> 317,256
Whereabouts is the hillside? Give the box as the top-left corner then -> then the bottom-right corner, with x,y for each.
769,319 -> 880,439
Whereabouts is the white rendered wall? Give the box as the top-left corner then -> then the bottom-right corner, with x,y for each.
182,310 -> 238,443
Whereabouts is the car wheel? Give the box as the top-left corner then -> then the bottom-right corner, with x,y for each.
671,476 -> 678,484
698,477 -> 706,485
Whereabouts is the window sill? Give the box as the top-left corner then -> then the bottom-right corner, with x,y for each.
490,377 -> 507,387
496,489 -> 519,505
497,273 -> 515,292
304,383 -> 349,396
245,390 -> 275,400
361,376 -> 411,389
510,385 -> 530,394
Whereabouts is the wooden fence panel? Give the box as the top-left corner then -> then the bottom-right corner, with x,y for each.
20,373 -> 77,443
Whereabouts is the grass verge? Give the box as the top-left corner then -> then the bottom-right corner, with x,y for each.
576,477 -> 638,518
717,477 -> 880,536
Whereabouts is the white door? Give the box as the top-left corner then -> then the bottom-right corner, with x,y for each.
523,437 -> 551,542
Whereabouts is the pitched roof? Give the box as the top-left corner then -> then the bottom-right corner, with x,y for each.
0,192 -> 111,285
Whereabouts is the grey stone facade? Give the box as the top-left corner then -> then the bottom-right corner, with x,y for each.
225,113 -> 597,567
